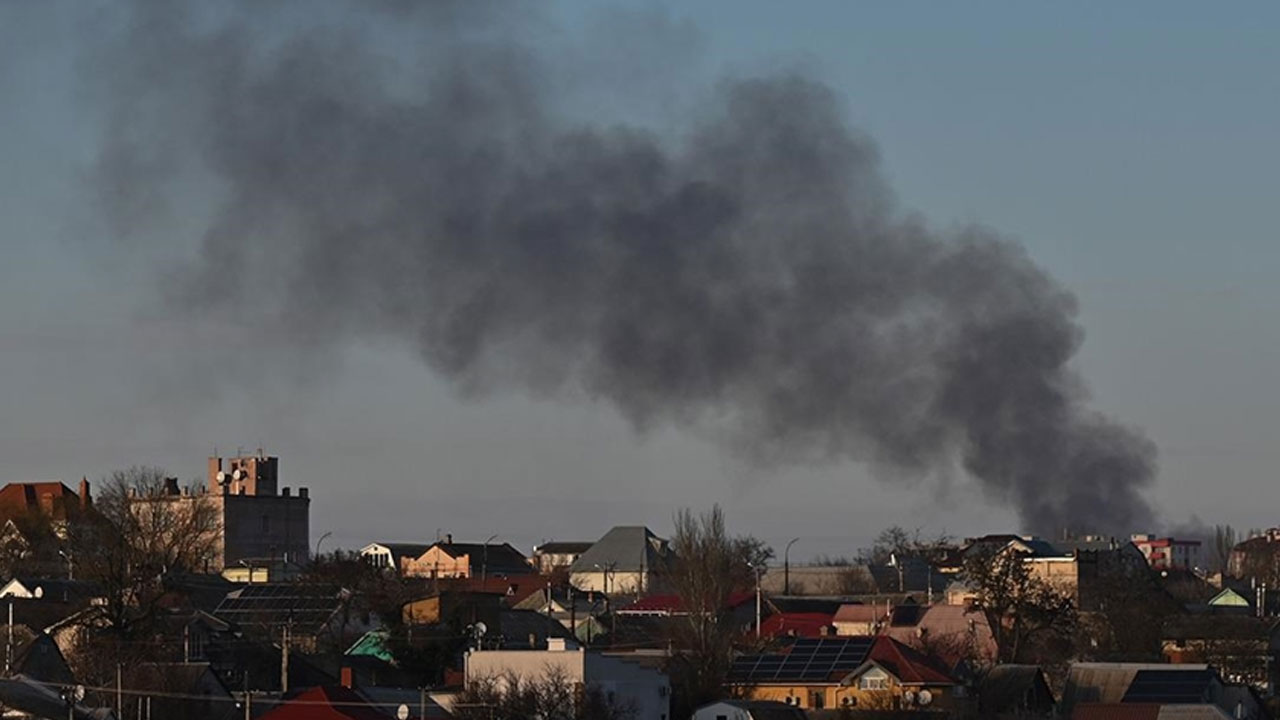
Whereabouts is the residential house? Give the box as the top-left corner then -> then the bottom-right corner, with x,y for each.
465,638 -> 671,720
951,534 -> 1145,611
880,603 -> 999,671
978,665 -> 1055,718
691,700 -> 807,720
0,578 -> 102,604
257,676 -> 448,720
1061,663 -> 1263,720
512,584 -> 602,640
1072,705 -> 1232,720
532,541 -> 594,574
125,662 -> 234,720
1160,615 -> 1280,688
1206,588 -> 1252,615
727,636 -> 960,712
1228,529 -> 1280,581
0,624 -> 76,686
401,539 -> 532,580
569,526 -> 670,595
0,479 -> 91,527
358,542 -> 432,574
1131,535 -> 1203,572
832,603 -> 889,636
0,674 -> 116,720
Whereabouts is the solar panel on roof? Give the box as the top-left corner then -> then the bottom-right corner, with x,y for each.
1122,669 -> 1214,704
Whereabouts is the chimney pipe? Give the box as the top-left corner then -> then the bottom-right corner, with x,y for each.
340,666 -> 353,689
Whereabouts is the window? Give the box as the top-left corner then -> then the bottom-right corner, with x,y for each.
811,691 -> 825,709
859,668 -> 889,690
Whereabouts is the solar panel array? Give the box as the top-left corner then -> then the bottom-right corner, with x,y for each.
729,637 -> 874,683
214,584 -> 344,629
1122,669 -> 1215,704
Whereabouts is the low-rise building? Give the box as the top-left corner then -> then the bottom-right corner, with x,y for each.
465,639 -> 671,720
531,541 -> 593,574
401,538 -> 532,579
728,636 -> 960,712
1131,534 -> 1203,571
569,526 -> 670,595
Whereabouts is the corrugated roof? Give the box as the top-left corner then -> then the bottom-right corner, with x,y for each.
1062,664 -> 1210,711
1122,669 -> 1215,704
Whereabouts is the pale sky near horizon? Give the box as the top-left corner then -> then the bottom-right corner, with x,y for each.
2,2 -> 1279,560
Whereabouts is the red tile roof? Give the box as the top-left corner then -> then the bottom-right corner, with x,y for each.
867,636 -> 955,685
258,686 -> 404,720
759,612 -> 835,638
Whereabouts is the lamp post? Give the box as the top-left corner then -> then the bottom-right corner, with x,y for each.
481,534 -> 498,585
58,550 -> 73,581
784,538 -> 799,595
314,531 -> 332,561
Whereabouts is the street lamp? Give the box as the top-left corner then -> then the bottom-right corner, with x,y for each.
315,531 -> 333,561
784,538 -> 799,595
481,534 -> 498,585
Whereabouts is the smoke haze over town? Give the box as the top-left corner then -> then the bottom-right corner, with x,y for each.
3,2 -> 1279,556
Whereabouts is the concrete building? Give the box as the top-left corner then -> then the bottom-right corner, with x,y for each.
132,454 -> 309,572
1132,534 -> 1203,571
465,639 -> 671,720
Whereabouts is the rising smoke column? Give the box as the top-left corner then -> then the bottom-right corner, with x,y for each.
86,1 -> 1156,534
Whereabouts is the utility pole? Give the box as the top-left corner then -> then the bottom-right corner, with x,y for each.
7,600 -> 12,676
420,687 -> 426,720
784,538 -> 799,595
243,672 -> 251,720
281,624 -> 290,693
116,664 -> 122,720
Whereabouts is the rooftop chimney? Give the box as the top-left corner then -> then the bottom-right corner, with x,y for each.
340,666 -> 353,689
78,478 -> 91,511
164,477 -> 180,496
547,638 -> 567,652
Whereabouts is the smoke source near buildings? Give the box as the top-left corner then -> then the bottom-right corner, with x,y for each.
85,1 -> 1155,534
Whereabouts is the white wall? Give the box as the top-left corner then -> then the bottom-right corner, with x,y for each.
466,647 -> 671,720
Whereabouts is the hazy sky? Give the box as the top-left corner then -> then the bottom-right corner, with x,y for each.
2,2 -> 1279,559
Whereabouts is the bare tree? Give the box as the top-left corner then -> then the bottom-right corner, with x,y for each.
960,545 -> 1076,664
1211,524 -> 1237,575
455,666 -> 636,720
68,467 -> 221,639
664,506 -> 772,719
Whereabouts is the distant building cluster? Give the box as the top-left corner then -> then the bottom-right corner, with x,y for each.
0,454 -> 1278,720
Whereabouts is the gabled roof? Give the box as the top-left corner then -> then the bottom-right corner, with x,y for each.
979,664 -> 1054,713
1206,588 -> 1250,608
0,482 -> 83,521
696,700 -> 807,720
1062,663 -> 1212,711
259,685 -> 405,720
534,541 -> 594,555
1072,705 -> 1232,720
428,542 -> 531,572
860,635 -> 955,685
570,526 -> 668,574
362,542 -> 434,566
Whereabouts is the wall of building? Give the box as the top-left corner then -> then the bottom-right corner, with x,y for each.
222,494 -> 309,566
569,570 -> 648,595
404,547 -> 470,578
466,646 -> 671,720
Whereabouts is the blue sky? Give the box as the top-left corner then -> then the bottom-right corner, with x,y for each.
2,2 -> 1278,557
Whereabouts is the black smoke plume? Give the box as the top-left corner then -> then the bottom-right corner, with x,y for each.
85,1 -> 1155,534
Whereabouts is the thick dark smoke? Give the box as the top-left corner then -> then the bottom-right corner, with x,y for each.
86,1 -> 1155,533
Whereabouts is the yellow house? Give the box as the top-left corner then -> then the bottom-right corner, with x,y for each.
402,540 -> 533,579
730,636 -> 961,713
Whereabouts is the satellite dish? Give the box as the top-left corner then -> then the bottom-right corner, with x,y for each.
72,685 -> 86,702
33,587 -> 43,599
396,704 -> 410,720
903,690 -> 917,705
232,469 -> 243,480
917,690 -> 933,706
474,621 -> 488,637
216,472 -> 226,483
